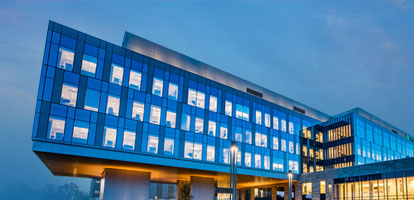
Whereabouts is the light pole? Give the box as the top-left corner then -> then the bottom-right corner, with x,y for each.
230,143 -> 238,200
288,170 -> 292,200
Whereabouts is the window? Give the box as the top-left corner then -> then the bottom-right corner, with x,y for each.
208,121 -> 216,136
187,89 -> 205,109
149,106 -> 161,125
255,132 -> 267,147
255,110 -> 262,125
207,145 -> 215,162
289,160 -> 299,174
165,111 -> 176,128
57,47 -> 74,71
152,77 -> 163,97
123,130 -> 136,150
194,118 -> 204,134
302,182 -> 312,195
264,113 -> 271,127
281,139 -> 287,152
132,101 -> 145,121
47,116 -> 65,140
281,120 -> 287,132
245,152 -> 251,167
273,136 -> 279,150
245,130 -> 252,144
209,96 -> 217,112
264,155 -> 270,170
225,100 -> 232,116
106,95 -> 120,116
168,83 -> 178,100
184,141 -> 193,159
84,89 -> 99,112
236,104 -> 249,121
129,70 -> 142,90
110,64 -> 123,85
320,181 -> 326,194
255,154 -> 261,168
194,143 -> 202,160
289,141 -> 294,154
237,151 -> 242,165
181,113 -> 191,131
72,121 -> 88,144
81,54 -> 97,77
61,83 -> 77,107
235,130 -> 242,142
220,124 -> 228,139
223,148 -> 230,164
273,116 -> 279,130
103,126 -> 117,148
164,138 -> 174,156
288,122 -> 294,134
147,135 -> 159,154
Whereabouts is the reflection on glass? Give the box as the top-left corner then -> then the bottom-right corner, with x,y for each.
181,113 -> 191,131
225,101 -> 232,116
164,138 -> 174,156
273,136 -> 279,150
223,148 -> 230,164
207,145 -> 215,162
208,121 -> 216,137
106,95 -> 120,116
245,130 -> 252,144
184,141 -> 193,159
61,83 -> 78,107
168,83 -> 178,100
193,143 -> 202,160
245,152 -> 251,167
132,101 -> 144,121
255,154 -> 261,168
81,54 -> 97,77
289,122 -> 294,134
235,131 -> 242,142
48,116 -> 65,140
194,118 -> 203,134
110,64 -> 123,85
281,120 -> 287,132
84,89 -> 99,112
273,117 -> 279,130
264,155 -> 270,170
209,96 -> 217,112
57,47 -> 74,71
281,139 -> 287,152
129,70 -> 142,90
72,120 -> 89,144
122,130 -> 136,150
149,105 -> 161,125
152,77 -> 163,97
220,125 -> 227,139
147,135 -> 158,154
165,111 -> 176,128
103,126 -> 117,148
255,110 -> 262,125
196,92 -> 205,109
264,113 -> 270,128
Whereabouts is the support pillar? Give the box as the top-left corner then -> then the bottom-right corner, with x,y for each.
100,169 -> 150,200
190,176 -> 215,200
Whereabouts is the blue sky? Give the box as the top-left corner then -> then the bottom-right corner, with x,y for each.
0,0 -> 413,192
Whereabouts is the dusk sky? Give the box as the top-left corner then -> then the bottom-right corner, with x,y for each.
0,0 -> 413,193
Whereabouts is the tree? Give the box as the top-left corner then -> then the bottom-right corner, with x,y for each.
178,181 -> 192,200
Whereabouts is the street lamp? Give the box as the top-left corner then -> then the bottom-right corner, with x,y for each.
230,142 -> 238,200
288,170 -> 292,200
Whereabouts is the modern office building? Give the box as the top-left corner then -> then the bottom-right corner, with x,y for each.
32,21 -> 414,200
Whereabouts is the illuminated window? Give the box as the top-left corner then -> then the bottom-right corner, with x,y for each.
129,70 -> 142,90
168,83 -> 178,100
235,130 -> 242,142
320,181 -> 326,194
264,113 -> 270,127
106,95 -> 120,116
207,145 -> 215,162
220,124 -> 228,139
209,96 -> 217,112
184,141 -> 193,159
288,122 -> 294,134
281,139 -> 287,152
255,132 -> 267,147
194,143 -> 202,160
164,138 -> 174,156
165,111 -> 176,128
289,141 -> 294,154
84,89 -> 99,112
255,110 -> 262,125
122,130 -> 136,150
223,148 -> 230,164
245,152 -> 251,167
110,64 -> 124,85
264,155 -> 270,170
194,118 -> 204,134
281,120 -> 287,132
237,151 -> 242,165
196,92 -> 205,109
273,136 -> 279,150
147,135 -> 159,154
236,104 -> 249,121
57,47 -> 74,71
103,126 -> 117,148
81,54 -> 97,77
225,101 -> 232,116
245,130 -> 252,144
181,113 -> 191,131
61,83 -> 77,107
188,89 -> 205,109
47,116 -> 65,140
273,116 -> 279,130
149,105 -> 161,125
72,120 -> 89,144
208,121 -> 216,136
132,101 -> 145,121
302,182 -> 312,195
255,154 -> 261,168
152,77 -> 163,97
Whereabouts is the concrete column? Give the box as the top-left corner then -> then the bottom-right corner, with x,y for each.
190,176 -> 215,200
100,169 -> 150,200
